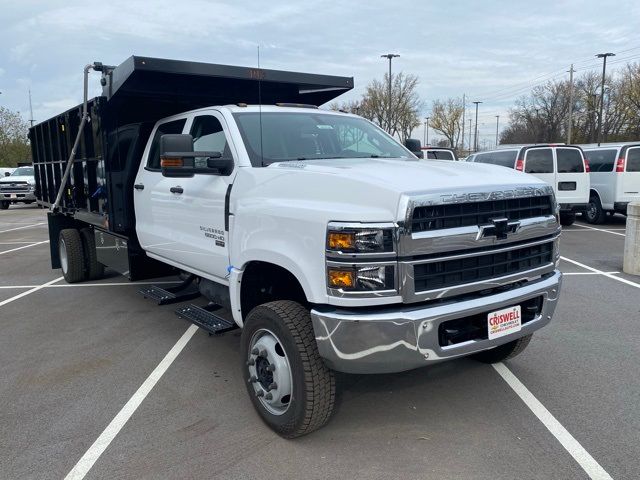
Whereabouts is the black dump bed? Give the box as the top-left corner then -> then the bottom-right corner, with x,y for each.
30,55 -> 353,235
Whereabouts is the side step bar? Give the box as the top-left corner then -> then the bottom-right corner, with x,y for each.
139,275 -> 200,305
176,303 -> 238,335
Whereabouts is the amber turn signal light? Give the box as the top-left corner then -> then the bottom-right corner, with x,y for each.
327,232 -> 355,250
160,157 -> 184,167
328,268 -> 355,288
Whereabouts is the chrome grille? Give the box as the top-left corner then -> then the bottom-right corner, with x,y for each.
411,195 -> 554,233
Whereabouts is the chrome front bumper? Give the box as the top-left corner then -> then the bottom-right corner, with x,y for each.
311,270 -> 562,374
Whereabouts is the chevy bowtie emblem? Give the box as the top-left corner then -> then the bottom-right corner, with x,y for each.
478,217 -> 521,240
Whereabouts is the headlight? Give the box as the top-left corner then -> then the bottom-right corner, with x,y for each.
326,223 -> 395,254
327,264 -> 395,291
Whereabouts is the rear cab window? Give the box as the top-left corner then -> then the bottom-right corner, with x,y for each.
146,118 -> 187,170
473,150 -> 518,168
556,148 -> 585,173
425,150 -> 455,160
626,147 -> 640,172
524,148 -> 553,173
585,149 -> 617,172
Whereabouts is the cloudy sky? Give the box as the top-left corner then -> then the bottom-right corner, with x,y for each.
1,0 -> 639,146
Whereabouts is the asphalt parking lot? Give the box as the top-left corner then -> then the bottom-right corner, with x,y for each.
1,204 -> 638,480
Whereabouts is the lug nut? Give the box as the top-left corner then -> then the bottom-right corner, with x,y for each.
256,390 -> 264,397
248,375 -> 257,383
247,358 -> 255,366
268,382 -> 277,391
265,393 -> 273,400
266,364 -> 276,372
258,348 -> 267,358
251,348 -> 259,355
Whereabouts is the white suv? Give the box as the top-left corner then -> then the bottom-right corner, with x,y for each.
470,145 -> 590,225
580,143 -> 640,223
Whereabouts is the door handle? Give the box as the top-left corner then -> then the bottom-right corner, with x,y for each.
134,183 -> 145,190
170,186 -> 184,194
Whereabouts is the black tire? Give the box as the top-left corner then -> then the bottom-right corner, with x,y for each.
472,334 -> 533,364
58,229 -> 87,283
560,212 -> 576,226
80,227 -> 105,280
0,201 -> 9,210
241,300 -> 336,438
585,195 -> 606,224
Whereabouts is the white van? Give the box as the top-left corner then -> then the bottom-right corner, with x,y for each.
470,144 -> 590,225
580,142 -> 640,223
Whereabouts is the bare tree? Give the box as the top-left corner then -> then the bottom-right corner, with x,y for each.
0,107 -> 31,167
359,72 -> 422,142
429,97 -> 464,148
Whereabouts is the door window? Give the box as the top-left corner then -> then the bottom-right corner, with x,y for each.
146,119 -> 187,170
426,150 -> 455,160
556,148 -> 584,173
626,148 -> 640,172
586,149 -> 617,172
190,115 -> 233,168
524,149 -> 553,174
474,150 -> 518,168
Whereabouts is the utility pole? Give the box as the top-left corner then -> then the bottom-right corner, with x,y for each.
461,93 -> 466,152
380,54 -> 400,133
566,64 -> 575,143
468,118 -> 472,153
423,117 -> 430,146
473,101 -> 482,152
28,89 -> 35,127
596,52 -> 615,146
495,115 -> 500,147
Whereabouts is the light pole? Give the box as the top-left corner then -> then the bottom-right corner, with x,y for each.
495,115 -> 500,147
423,117 -> 430,146
473,101 -> 482,152
596,52 -> 615,146
381,53 -> 400,132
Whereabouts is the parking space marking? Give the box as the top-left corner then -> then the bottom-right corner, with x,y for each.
562,271 -> 619,276
64,324 -> 199,480
571,223 -> 626,237
561,256 -> 640,289
0,240 -> 49,255
0,222 -> 46,234
493,363 -> 613,480
0,276 -> 64,307
0,281 -> 180,289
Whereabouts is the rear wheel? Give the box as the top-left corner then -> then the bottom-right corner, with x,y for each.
80,227 -> 105,280
241,301 -> 336,438
0,201 -> 9,210
560,212 -> 576,226
58,229 -> 86,283
472,334 -> 533,363
585,195 -> 606,224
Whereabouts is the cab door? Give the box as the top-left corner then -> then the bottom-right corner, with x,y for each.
134,117 -> 188,257
618,146 -> 640,206
523,147 -> 555,190
163,112 -> 237,281
555,147 -> 589,206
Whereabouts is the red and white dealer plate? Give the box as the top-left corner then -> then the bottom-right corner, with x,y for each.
487,305 -> 522,340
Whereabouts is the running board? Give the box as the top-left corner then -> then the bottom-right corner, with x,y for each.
139,276 -> 200,305
176,303 -> 238,335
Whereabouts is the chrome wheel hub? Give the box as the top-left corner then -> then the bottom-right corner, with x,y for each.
247,329 -> 293,415
59,239 -> 68,274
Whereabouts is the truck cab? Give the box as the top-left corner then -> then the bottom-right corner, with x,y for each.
31,57 -> 563,438
0,165 -> 36,209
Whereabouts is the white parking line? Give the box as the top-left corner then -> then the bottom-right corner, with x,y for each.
0,276 -> 64,307
0,240 -> 49,255
0,222 -> 46,234
571,223 -> 626,237
561,256 -> 640,289
562,271 -> 619,276
64,324 -> 199,480
493,363 -> 613,480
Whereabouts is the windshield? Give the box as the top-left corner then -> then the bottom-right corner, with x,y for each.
12,166 -> 34,176
232,112 -> 411,166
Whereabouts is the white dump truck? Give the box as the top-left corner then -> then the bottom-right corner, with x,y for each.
32,56 -> 562,437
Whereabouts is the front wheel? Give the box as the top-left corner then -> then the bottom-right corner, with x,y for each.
560,212 -> 576,226
585,196 -> 606,224
0,201 -> 9,210
241,301 -> 335,438
472,334 -> 533,363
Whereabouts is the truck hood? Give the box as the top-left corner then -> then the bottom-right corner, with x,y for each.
270,157 -> 547,194
0,175 -> 35,184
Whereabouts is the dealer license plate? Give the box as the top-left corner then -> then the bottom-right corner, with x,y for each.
488,305 -> 521,340
10,194 -> 17,199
